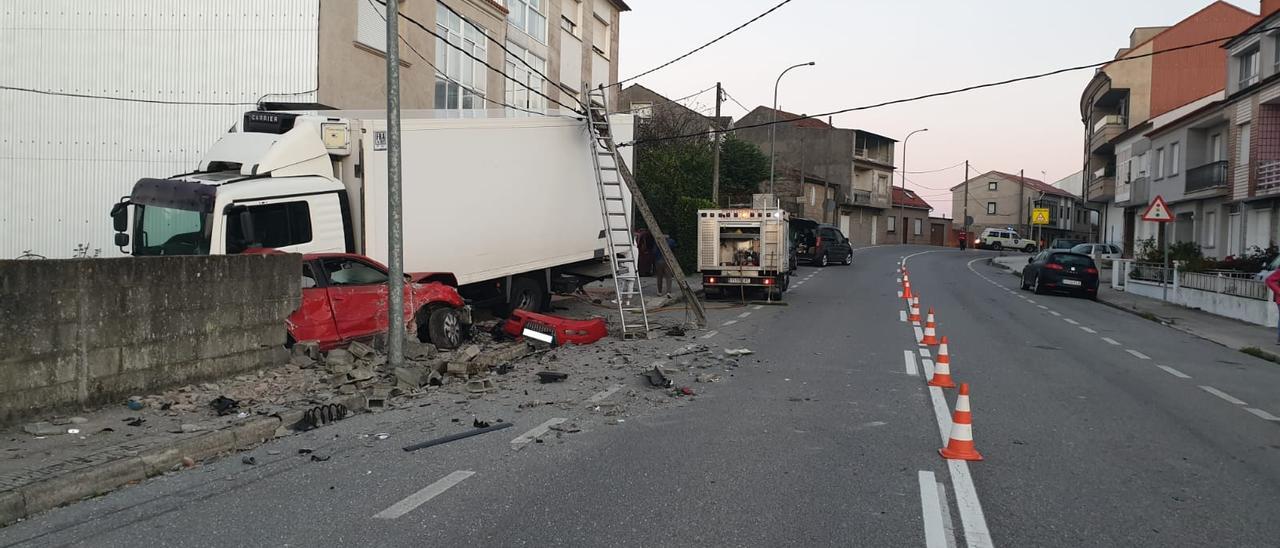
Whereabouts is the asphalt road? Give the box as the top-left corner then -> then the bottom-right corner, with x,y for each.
2,245 -> 1277,547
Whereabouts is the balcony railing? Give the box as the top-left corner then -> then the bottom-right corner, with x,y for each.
1087,173 -> 1115,203
854,147 -> 893,165
1258,160 -> 1280,195
1093,115 -> 1126,133
1089,115 -> 1126,153
1185,160 -> 1228,194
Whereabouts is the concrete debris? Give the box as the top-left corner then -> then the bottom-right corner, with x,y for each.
22,422 -> 66,436
347,340 -> 376,359
293,340 -> 321,359
665,326 -> 686,337
324,348 -> 354,367
346,368 -> 375,383
404,340 -> 439,360
696,373 -> 720,383
470,343 -> 533,368
460,345 -> 482,361
724,348 -> 754,356
466,378 -> 497,393
668,344 -> 709,358
242,455 -> 256,465
180,423 -> 202,433
393,365 -> 430,388
643,367 -> 672,388
69,416 -> 89,424
367,387 -> 391,408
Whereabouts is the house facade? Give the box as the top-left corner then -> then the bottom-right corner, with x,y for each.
951,171 -> 1090,244
1223,4 -> 1280,256
883,187 -> 935,246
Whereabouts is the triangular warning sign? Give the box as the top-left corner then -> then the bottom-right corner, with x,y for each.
1142,195 -> 1174,222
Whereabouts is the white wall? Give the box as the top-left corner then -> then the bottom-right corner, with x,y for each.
0,0 -> 319,258
1103,202 -> 1126,246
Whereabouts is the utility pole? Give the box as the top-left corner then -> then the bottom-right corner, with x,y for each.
711,82 -> 722,206
384,0 -> 405,369
962,161 -> 970,244
1018,169 -> 1026,238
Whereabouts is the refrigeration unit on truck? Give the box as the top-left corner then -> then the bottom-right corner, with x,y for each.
697,208 -> 792,300
109,109 -> 634,312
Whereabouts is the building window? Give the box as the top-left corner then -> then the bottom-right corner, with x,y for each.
434,4 -> 488,111
887,215 -> 896,233
1153,148 -> 1165,179
508,0 -> 547,43
1239,123 -> 1251,166
630,102 -> 653,119
505,41 -> 547,112
1211,133 -> 1223,162
356,0 -> 388,52
592,13 -> 611,58
809,186 -> 816,206
560,0 -> 582,37
1240,48 -> 1260,88
1170,142 -> 1181,175
913,218 -> 922,236
987,181 -> 998,191
1204,211 -> 1217,247
986,202 -> 997,215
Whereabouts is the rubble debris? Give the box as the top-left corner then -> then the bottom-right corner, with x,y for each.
666,326 -> 686,337
393,365 -> 429,388
404,340 -> 438,360
367,387 -> 391,408
496,363 -> 514,375
242,456 -> 257,465
346,368 -> 375,383
402,422 -> 514,452
724,348 -> 754,356
324,348 -> 354,367
643,367 -> 673,388
535,371 -> 568,384
268,450 -> 282,455
180,424 -> 202,433
181,457 -> 196,468
461,345 -> 482,361
347,340 -> 376,359
549,422 -> 582,434
209,396 -> 240,416
470,343 -> 533,368
293,340 -> 321,360
473,418 -> 491,428
124,417 -> 146,427
696,373 -> 720,383
69,417 -> 88,424
668,344 -> 709,358
466,378 -> 497,393
22,422 -> 65,436
310,454 -> 331,462
301,403 -> 348,430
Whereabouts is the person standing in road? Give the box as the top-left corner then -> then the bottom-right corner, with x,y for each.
1267,268 -> 1280,344
655,235 -> 675,298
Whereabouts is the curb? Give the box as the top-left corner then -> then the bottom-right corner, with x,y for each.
1095,295 -> 1280,362
0,394 -> 367,527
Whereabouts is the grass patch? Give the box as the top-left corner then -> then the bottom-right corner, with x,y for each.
1241,347 -> 1280,364
1137,311 -> 1162,323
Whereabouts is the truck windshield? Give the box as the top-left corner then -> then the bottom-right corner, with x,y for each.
134,204 -> 212,256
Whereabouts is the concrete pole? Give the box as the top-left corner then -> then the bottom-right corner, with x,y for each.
963,161 -> 970,246
769,62 -> 814,196
385,0 -> 405,368
711,82 -> 722,206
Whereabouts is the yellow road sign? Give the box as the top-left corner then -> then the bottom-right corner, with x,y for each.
1031,208 -> 1050,225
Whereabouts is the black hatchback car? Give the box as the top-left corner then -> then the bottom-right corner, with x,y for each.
1021,251 -> 1099,299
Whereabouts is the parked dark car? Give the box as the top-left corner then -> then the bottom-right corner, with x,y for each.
1020,251 -> 1099,299
791,219 -> 853,267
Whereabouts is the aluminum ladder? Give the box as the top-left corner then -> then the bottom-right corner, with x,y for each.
585,87 -> 650,339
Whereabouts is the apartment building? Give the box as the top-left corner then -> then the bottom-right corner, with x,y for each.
732,108 -> 897,245
951,171 -> 1089,244
1223,2 -> 1280,256
1079,1 -> 1261,253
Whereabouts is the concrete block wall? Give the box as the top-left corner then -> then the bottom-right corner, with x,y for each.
0,254 -> 301,425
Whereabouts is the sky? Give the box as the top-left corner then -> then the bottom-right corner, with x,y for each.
617,0 -> 1258,218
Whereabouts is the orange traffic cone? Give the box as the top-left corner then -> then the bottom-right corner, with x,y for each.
908,298 -> 922,323
921,309 -> 939,345
940,383 -> 983,461
903,281 -> 914,300
928,336 -> 956,388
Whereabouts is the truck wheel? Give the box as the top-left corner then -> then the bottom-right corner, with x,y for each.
426,307 -> 463,349
509,276 -> 546,313
991,242 -> 1003,251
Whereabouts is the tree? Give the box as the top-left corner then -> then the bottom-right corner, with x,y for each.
717,137 -> 769,205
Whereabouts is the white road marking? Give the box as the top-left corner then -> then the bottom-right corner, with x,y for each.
1245,408 -> 1280,421
1156,365 -> 1190,379
751,305 -> 763,310
900,310 -> 908,323
1049,311 -> 1062,317
919,349 -> 931,358
1102,337 -> 1121,346
1026,299 -> 1037,304
511,418 -> 568,449
898,290 -> 904,298
738,312 -> 751,318
722,320 -> 739,327
919,471 -> 949,548
1037,305 -> 1048,310
1126,349 -> 1151,360
373,471 -> 474,519
1079,326 -> 1097,334
897,278 -> 903,283
914,326 -> 924,343
588,384 -> 625,403
701,330 -> 718,339
927,386 -> 951,443
1063,318 -> 1079,325
935,480 -> 958,548
904,350 -> 919,376
948,460 -> 994,548
921,359 -> 936,380
1199,385 -> 1246,405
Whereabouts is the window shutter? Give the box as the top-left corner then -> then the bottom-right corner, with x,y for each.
357,0 -> 388,52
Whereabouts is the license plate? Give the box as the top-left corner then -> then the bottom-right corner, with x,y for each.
1062,279 -> 1082,286
728,278 -> 750,284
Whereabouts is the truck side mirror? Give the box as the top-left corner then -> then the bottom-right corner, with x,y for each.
115,233 -> 130,247
110,201 -> 129,232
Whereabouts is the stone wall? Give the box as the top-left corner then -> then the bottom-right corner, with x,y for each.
0,254 -> 300,425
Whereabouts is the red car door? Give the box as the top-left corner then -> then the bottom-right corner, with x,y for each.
321,257 -> 391,342
288,262 -> 342,348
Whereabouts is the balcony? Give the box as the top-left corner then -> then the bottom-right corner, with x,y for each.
854,147 -> 894,166
1258,160 -> 1280,196
1185,160 -> 1228,195
847,189 -> 873,206
1089,115 -> 1126,153
1087,167 -> 1115,203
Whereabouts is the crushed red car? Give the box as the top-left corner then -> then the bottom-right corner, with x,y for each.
502,309 -> 607,346
287,253 -> 472,351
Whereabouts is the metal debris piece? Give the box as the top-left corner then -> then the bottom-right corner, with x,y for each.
643,367 -> 672,388
402,422 -> 515,452
535,371 -> 568,384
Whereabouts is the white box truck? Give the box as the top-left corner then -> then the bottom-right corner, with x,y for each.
697,207 -> 792,300
110,109 -> 633,311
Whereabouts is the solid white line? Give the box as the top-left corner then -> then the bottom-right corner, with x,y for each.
1079,326 -> 1097,334
701,330 -> 718,339
919,348 -> 932,358
922,358 -> 936,380
1245,408 -> 1280,421
722,319 -> 739,326
1102,337 -> 1121,346
1156,365 -> 1190,379
919,471 -> 948,548
900,310 -> 908,323
373,471 -> 475,519
588,384 -> 624,403
1199,385 -> 1246,405
738,312 -> 751,318
904,350 -> 919,376
948,460 -> 994,548
935,481 -> 958,548
511,418 -> 568,449
1049,311 -> 1062,317
1126,349 -> 1151,360
914,326 -> 924,343
751,305 -> 763,310
928,386 -> 952,443
1063,318 -> 1079,325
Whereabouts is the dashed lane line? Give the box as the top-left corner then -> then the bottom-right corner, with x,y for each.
722,320 -> 739,327
1126,349 -> 1151,360
904,350 -> 919,376
1049,311 -> 1062,317
1079,326 -> 1097,334
1245,408 -> 1280,421
511,418 -> 568,450
1026,299 -> 1037,304
919,471 -> 949,548
1199,385 -> 1246,405
900,310 -> 908,323
701,330 -> 718,339
1102,337 -> 1121,346
751,305 -> 763,310
588,384 -> 625,403
1156,365 -> 1190,379
1037,305 -> 1048,310
1063,318 -> 1079,325
914,326 -> 924,343
738,312 -> 752,318
373,471 -> 475,519
919,348 -> 931,358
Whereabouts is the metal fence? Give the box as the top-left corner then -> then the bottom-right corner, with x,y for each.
1129,262 -> 1172,284
1179,270 -> 1269,301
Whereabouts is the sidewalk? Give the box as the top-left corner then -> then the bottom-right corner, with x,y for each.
989,256 -> 1280,362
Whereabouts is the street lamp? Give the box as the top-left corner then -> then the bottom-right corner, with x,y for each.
899,128 -> 928,244
768,61 -> 816,197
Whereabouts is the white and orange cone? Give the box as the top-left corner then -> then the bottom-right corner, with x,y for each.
939,383 -> 983,461
903,280 -> 914,300
908,298 -> 922,323
921,308 -> 939,345
928,336 -> 956,388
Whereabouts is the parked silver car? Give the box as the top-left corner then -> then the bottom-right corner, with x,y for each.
1070,243 -> 1123,267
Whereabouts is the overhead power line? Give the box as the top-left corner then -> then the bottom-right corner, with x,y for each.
0,84 -> 316,106
610,83 -> 717,115
904,160 -> 967,175
619,23 -> 1274,147
722,89 -> 752,113
612,0 -> 795,88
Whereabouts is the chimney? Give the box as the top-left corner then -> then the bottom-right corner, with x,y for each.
1265,0 -> 1280,16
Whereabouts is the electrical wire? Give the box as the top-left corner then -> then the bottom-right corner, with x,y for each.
367,0 -> 584,115
0,84 -> 316,106
612,0 -> 795,88
610,83 -> 717,115
903,160 -> 967,174
619,23 -> 1275,147
723,89 -> 752,113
